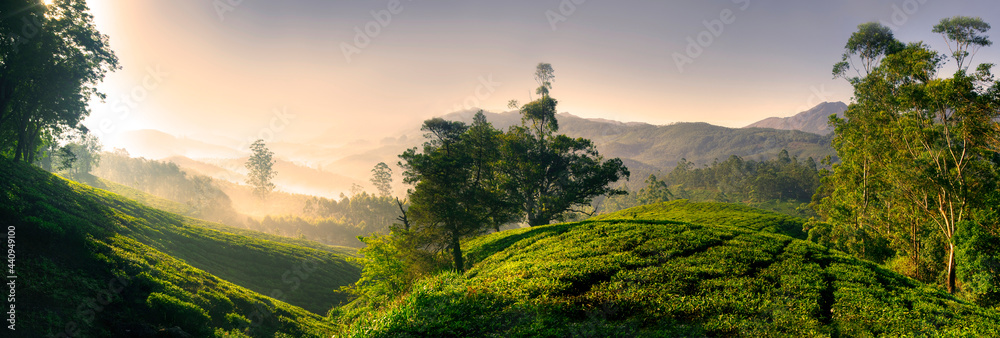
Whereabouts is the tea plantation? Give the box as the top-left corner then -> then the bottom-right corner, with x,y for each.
345,201 -> 1000,337
0,159 -> 357,337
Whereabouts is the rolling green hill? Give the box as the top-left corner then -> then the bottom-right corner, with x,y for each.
0,159 -> 359,337
344,201 -> 1000,337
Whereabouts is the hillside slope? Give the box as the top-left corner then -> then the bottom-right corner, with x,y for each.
346,201 -> 1000,337
0,160 -> 359,336
744,101 -> 847,135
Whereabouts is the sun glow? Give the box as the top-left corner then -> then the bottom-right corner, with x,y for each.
42,0 -> 54,6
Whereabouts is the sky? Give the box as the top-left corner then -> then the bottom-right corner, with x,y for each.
80,0 -> 1000,153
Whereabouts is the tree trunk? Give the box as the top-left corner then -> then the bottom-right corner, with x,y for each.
947,242 -> 956,293
451,230 -> 464,273
13,113 -> 30,162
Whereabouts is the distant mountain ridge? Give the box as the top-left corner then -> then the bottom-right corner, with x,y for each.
429,108 -> 836,180
744,101 -> 847,135
113,104 -> 839,198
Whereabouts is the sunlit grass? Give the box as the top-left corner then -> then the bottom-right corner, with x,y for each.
0,159 -> 357,336
341,201 -> 1000,337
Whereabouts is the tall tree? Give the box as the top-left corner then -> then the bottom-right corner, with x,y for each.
534,62 -> 555,97
821,22 -> 1000,294
370,162 -> 393,197
833,22 -> 903,82
933,16 -> 992,71
399,117 -> 515,272
0,0 -> 119,162
504,64 -> 630,226
245,139 -> 276,199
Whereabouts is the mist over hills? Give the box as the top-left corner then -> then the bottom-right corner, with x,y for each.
112,103 -> 840,198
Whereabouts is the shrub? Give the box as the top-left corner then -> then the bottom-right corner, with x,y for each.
957,221 -> 1000,308
146,292 -> 212,335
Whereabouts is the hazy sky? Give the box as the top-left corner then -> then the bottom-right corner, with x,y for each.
81,0 -> 1000,151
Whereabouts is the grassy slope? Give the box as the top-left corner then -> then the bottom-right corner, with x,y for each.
0,160 -> 359,337
74,173 -> 359,256
73,173 -> 194,216
347,200 -> 1000,337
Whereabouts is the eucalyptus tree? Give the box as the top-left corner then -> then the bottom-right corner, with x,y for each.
370,162 -> 393,197
933,16 -> 992,71
821,20 -> 999,293
245,139 -> 277,199
832,22 -> 904,82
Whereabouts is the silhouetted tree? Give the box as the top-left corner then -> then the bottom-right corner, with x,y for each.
245,139 -> 276,199
0,0 -> 119,162
370,162 -> 393,197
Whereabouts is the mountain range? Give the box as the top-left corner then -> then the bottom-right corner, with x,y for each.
743,101 -> 847,135
113,102 -> 847,198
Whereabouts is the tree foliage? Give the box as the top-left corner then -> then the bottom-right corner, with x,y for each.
833,22 -> 904,81
820,20 -> 1000,296
603,152 -> 823,214
344,230 -> 438,308
369,162 -> 393,197
92,149 -> 239,221
399,112 -> 517,272
505,64 -> 630,226
0,0 -> 119,162
534,62 -> 555,97
245,139 -> 276,199
933,16 -> 993,71
394,64 -> 629,271
52,131 -> 101,176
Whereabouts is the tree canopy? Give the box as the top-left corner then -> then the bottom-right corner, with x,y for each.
0,0 -> 119,162
396,64 -> 630,271
820,19 -> 1000,298
369,162 -> 393,197
932,16 -> 992,71
399,112 -> 516,272
245,139 -> 277,199
833,22 -> 904,81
